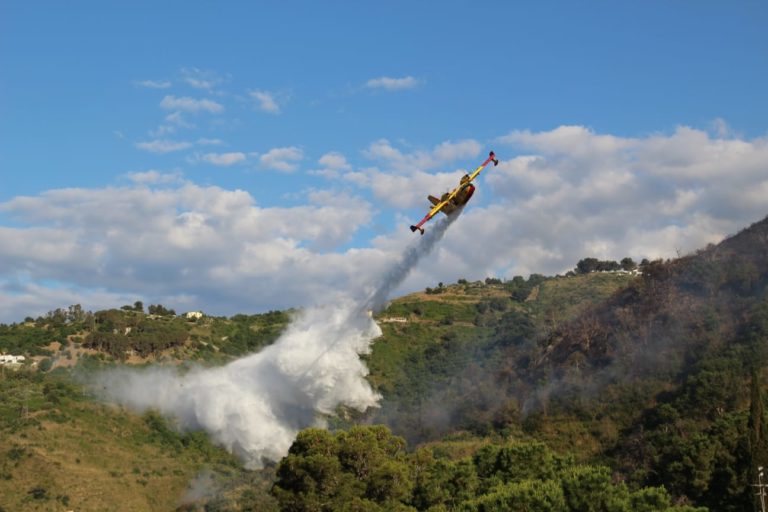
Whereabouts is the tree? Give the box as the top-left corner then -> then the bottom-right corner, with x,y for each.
620,257 -> 637,272
561,465 -> 630,512
148,304 -> 176,316
629,486 -> 672,512
67,304 -> 85,323
459,479 -> 566,512
412,451 -> 479,510
576,258 -> 599,274
273,426 -> 413,512
134,301 -> 144,313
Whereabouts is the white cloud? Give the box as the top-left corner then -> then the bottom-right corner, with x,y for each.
197,152 -> 247,166
4,125 -> 768,325
364,138 -> 482,172
250,90 -> 281,114
318,152 -> 351,170
450,124 -> 768,278
365,76 -> 421,91
135,79 -> 172,89
0,279 -> 142,326
308,168 -> 341,179
160,95 -> 224,114
364,168 -> 464,209
0,181 -> 378,322
259,147 -> 303,172
309,152 -> 352,179
312,125 -> 768,292
136,139 -> 193,153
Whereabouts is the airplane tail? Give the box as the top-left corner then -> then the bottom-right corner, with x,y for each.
410,225 -> 425,235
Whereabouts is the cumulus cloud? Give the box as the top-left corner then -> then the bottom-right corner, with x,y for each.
260,146 -> 303,172
308,125 -> 768,291
365,76 -> 421,91
0,181 -> 381,323
160,95 -> 224,114
308,152 -> 352,179
358,168 -> 464,209
318,152 -> 351,170
442,124 -> 768,278
250,90 -> 281,114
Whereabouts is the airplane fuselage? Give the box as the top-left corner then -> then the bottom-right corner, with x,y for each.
437,182 -> 475,215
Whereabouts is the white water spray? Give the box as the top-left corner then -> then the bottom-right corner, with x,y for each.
93,212 -> 461,468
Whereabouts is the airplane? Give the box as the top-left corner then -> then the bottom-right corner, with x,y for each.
409,151 -> 498,234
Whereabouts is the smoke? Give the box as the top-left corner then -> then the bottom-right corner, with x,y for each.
91,211 -> 461,468
179,469 -> 219,505
363,210 -> 461,312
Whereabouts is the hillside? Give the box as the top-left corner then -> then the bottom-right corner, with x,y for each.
3,216 -> 768,510
360,215 -> 768,511
0,370 -> 277,511
366,271 -> 636,441
0,311 -> 290,512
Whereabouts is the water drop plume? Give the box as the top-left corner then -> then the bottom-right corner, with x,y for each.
92,211 -> 461,467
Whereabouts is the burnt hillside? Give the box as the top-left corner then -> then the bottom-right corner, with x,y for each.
535,215 -> 768,381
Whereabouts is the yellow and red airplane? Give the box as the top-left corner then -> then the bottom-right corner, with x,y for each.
409,151 -> 498,234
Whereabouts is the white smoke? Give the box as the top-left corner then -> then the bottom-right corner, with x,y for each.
92,211 -> 460,468
179,469 -> 219,505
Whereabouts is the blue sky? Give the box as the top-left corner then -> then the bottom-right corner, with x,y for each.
1,1 -> 767,322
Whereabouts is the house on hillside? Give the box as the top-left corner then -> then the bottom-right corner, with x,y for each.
0,354 -> 26,365
185,311 -> 204,320
379,317 -> 408,324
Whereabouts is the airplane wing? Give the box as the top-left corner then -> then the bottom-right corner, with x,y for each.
466,150 -> 498,183
410,151 -> 498,234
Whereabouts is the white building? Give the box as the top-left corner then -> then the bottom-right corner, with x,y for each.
0,354 -> 26,365
185,311 -> 204,320
379,317 -> 408,324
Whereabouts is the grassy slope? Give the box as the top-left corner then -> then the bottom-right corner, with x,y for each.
0,371 -> 262,512
2,410 -> 195,511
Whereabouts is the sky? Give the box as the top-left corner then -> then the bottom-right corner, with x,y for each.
1,1 -> 767,323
